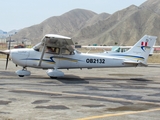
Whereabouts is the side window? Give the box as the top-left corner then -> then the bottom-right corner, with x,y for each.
46,47 -> 60,54
54,48 -> 60,54
61,48 -> 72,55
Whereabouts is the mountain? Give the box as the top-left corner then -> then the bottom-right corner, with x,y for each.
76,3 -> 160,45
11,0 -> 160,45
0,30 -> 7,34
73,5 -> 139,45
11,9 -> 104,44
140,0 -> 160,14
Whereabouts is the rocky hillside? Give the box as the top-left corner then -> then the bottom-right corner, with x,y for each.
11,9 -> 109,44
11,0 -> 160,45
73,0 -> 160,45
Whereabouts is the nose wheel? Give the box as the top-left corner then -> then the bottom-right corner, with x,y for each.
16,67 -> 31,77
19,75 -> 24,77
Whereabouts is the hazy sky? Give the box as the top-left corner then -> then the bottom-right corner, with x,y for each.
0,0 -> 146,31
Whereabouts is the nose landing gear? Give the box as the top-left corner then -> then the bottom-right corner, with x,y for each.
16,67 -> 31,77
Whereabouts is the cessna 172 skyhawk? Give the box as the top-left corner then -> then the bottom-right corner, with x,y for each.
0,34 -> 157,78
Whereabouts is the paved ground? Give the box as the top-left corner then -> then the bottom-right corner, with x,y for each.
0,60 -> 160,120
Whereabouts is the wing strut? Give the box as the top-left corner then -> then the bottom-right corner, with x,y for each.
38,43 -> 46,67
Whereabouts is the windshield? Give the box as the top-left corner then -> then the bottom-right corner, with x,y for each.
75,49 -> 81,54
33,43 -> 43,51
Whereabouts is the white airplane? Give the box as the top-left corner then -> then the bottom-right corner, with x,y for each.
0,34 -> 157,78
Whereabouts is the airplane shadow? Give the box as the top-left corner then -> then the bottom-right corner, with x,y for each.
129,78 -> 152,82
0,70 -> 152,84
55,75 -> 89,84
40,75 -> 118,84
55,76 -> 153,85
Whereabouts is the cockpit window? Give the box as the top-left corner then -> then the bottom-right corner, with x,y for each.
34,48 -> 39,51
33,43 -> 43,52
33,44 -> 60,54
46,47 -> 60,54
61,48 -> 70,55
75,50 -> 81,54
61,48 -> 75,55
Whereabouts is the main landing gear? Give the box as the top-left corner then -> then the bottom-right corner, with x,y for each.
46,68 -> 64,79
16,67 -> 31,77
16,67 -> 64,79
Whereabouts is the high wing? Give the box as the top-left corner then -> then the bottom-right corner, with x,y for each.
42,34 -> 74,52
34,34 -> 75,66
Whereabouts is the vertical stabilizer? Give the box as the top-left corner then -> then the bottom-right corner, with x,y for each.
125,35 -> 157,64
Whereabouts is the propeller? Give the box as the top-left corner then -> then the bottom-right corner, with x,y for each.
0,49 -> 10,69
5,54 -> 9,70
5,36 -> 11,70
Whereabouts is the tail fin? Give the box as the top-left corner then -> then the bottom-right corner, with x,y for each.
125,35 -> 157,64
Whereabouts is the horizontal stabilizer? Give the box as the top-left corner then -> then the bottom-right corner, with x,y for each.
123,61 -> 148,67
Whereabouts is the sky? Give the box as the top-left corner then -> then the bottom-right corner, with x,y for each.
0,0 -> 146,32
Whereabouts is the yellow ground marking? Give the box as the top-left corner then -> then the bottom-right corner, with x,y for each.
76,108 -> 160,120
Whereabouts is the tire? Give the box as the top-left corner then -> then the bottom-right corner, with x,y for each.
50,76 -> 57,79
19,75 -> 24,77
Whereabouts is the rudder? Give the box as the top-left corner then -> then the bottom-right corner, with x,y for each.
125,35 -> 157,64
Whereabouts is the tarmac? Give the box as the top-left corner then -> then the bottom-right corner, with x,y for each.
0,59 -> 160,120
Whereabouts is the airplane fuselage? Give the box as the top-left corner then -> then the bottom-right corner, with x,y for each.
10,48 -> 136,69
